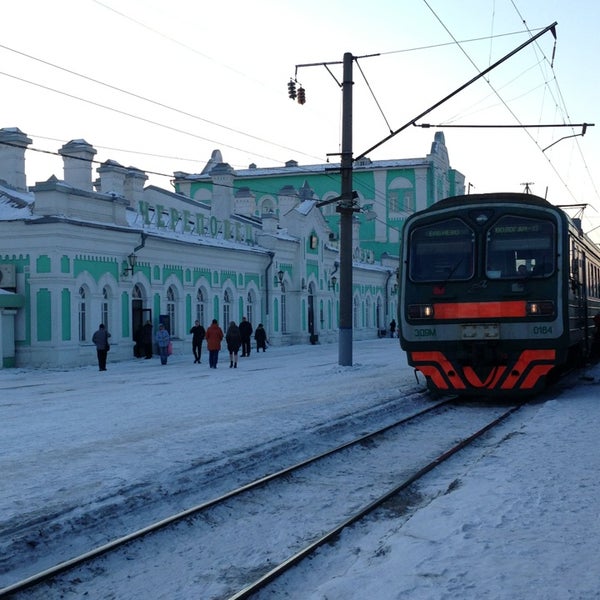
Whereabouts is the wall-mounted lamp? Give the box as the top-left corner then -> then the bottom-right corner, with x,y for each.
328,260 -> 339,291
276,269 -> 285,292
123,252 -> 137,276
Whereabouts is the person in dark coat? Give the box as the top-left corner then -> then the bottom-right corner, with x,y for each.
142,320 -> 153,359
254,323 -> 267,352
133,325 -> 143,358
205,319 -> 224,369
92,323 -> 111,371
239,316 -> 253,357
226,321 -> 242,368
389,319 -> 396,338
190,320 -> 206,363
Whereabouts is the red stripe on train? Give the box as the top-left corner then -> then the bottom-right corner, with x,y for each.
433,300 -> 527,319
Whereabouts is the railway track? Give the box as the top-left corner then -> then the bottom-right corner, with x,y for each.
2,398 -> 523,599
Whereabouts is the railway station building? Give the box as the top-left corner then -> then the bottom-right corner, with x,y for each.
0,126 -> 464,368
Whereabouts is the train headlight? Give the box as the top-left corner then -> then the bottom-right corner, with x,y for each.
527,300 -> 555,317
408,303 -> 434,319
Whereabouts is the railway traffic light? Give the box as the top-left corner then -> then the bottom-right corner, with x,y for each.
297,86 -> 306,105
287,79 -> 297,100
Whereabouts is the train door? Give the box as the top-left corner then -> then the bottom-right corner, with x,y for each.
570,241 -> 587,352
580,251 -> 591,355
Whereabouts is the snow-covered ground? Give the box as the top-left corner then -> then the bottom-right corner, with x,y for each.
1,338 -> 599,599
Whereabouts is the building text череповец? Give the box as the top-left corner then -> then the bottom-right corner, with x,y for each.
138,201 -> 254,245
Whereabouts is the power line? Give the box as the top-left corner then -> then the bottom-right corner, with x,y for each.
0,42 -> 324,165
378,28 -> 546,56
0,68 -> 321,168
419,0 -> 600,206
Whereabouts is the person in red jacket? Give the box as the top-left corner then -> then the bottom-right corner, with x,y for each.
205,319 -> 224,369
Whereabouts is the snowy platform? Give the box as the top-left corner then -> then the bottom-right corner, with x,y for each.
1,338 -> 599,599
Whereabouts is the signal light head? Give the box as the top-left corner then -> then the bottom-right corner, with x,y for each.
297,86 -> 306,105
287,79 -> 297,100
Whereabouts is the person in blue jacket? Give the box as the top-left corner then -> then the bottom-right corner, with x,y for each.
155,323 -> 171,365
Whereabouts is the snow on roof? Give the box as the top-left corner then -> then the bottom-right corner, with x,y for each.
295,200 -> 316,215
0,183 -> 34,220
178,156 -> 429,181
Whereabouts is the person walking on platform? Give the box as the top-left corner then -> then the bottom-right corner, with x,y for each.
206,319 -> 224,369
254,323 -> 267,352
92,323 -> 111,371
190,320 -> 206,363
155,323 -> 170,365
226,321 -> 242,368
239,316 -> 253,357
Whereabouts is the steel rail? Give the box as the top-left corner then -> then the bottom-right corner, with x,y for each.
0,394 -> 453,598
227,402 -> 524,600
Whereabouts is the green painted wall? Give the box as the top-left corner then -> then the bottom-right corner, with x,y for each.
36,289 -> 51,341
61,255 -> 70,273
212,295 -> 219,320
74,256 -> 119,281
61,288 -> 71,341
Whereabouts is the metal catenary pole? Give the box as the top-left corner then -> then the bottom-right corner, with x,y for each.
337,51 -> 356,366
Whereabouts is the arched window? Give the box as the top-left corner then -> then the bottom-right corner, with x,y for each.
196,288 -> 206,326
281,290 -> 287,333
388,176 -> 414,214
102,286 -> 110,331
365,296 -> 372,328
78,286 -> 88,341
246,292 -> 254,324
353,295 -> 360,329
223,290 -> 231,326
260,198 -> 276,214
167,286 -> 176,336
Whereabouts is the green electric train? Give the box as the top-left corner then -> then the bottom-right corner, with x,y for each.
399,192 -> 600,397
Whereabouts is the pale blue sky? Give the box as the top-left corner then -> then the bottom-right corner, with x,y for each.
2,0 -> 598,233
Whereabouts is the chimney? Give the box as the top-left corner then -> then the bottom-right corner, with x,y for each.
96,159 -> 128,197
261,210 -> 279,234
210,162 -> 235,221
278,184 -> 298,216
0,127 -> 32,191
59,139 -> 97,191
234,186 -> 256,217
123,167 -> 148,207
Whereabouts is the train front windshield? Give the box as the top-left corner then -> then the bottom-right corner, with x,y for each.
409,218 -> 474,282
408,213 -> 555,282
486,215 -> 555,279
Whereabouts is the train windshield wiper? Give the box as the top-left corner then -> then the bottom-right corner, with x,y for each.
441,258 -> 464,284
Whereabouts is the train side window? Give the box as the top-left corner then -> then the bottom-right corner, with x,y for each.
486,215 -> 555,279
409,218 -> 474,282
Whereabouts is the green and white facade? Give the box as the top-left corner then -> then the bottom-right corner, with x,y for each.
0,127 -> 463,368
